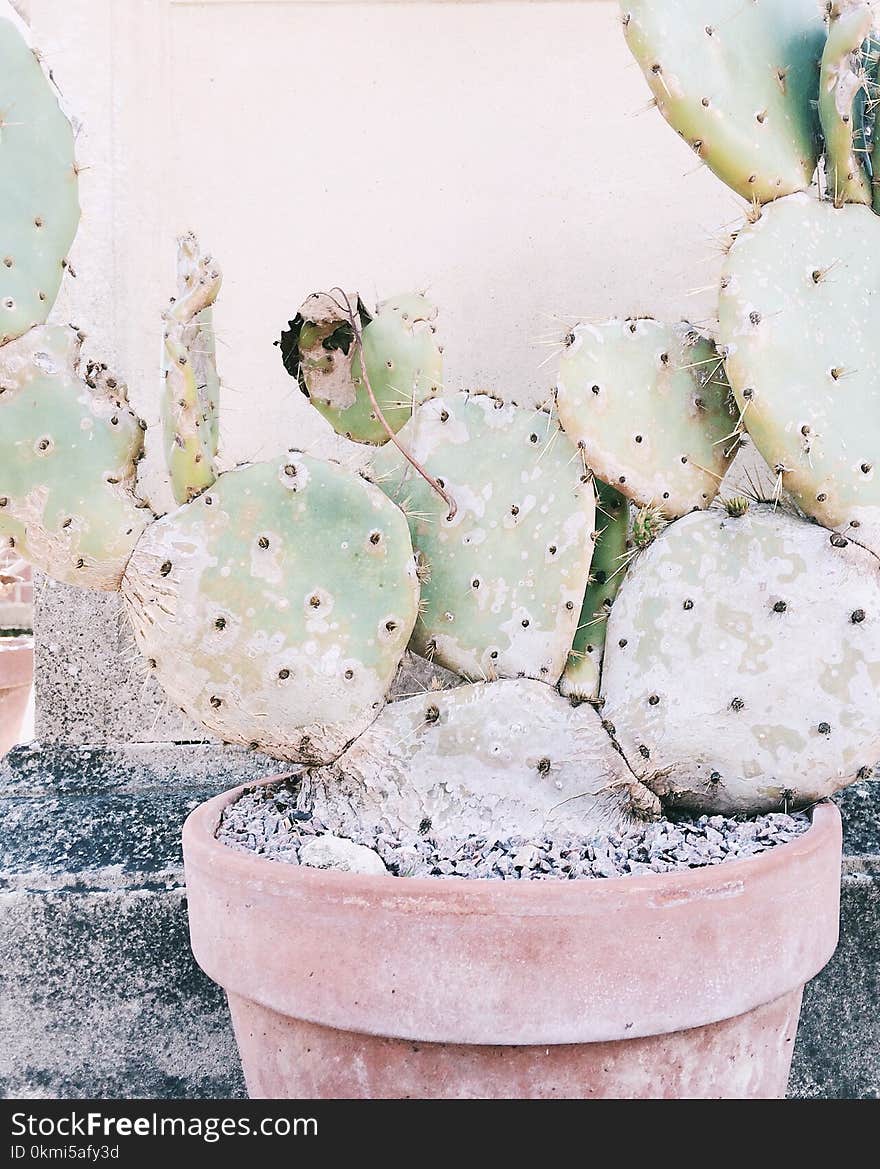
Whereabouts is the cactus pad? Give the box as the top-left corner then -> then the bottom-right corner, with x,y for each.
819,3 -> 874,207
719,192 -> 880,554
621,0 -> 825,203
556,318 -> 737,517
0,8 -> 80,343
370,391 -> 596,683
122,455 -> 419,765
559,481 -> 629,703
0,325 -> 151,589
279,290 -> 442,445
601,505 -> 880,814
308,679 -> 660,839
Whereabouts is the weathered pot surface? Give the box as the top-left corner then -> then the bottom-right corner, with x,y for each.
0,637 -> 33,758
183,778 -> 842,1099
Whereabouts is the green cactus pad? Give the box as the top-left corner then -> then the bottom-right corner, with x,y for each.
278,290 -> 442,445
559,481 -> 629,703
162,234 -> 222,505
621,0 -> 825,203
719,192 -> 880,553
122,455 -> 419,765
601,505 -> 880,814
370,391 -> 596,684
308,679 -> 659,839
819,3 -> 874,207
556,318 -> 737,517
0,325 -> 151,589
0,10 -> 80,343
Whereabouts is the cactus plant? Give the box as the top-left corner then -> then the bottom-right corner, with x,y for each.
278,289 -> 442,445
556,318 -> 737,517
819,2 -> 875,207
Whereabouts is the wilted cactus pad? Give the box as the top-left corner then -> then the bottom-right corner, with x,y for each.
622,0 -> 824,203
0,11 -> 80,343
0,325 -> 151,589
122,456 -> 419,764
601,505 -> 880,814
556,319 -> 736,517
719,193 -> 880,554
371,392 -> 596,683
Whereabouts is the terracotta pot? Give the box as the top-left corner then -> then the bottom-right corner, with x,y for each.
183,779 -> 842,1099
0,637 -> 33,758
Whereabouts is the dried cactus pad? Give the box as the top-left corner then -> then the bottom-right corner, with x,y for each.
621,0 -> 824,203
122,455 -> 419,765
309,679 -> 659,840
0,325 -> 151,589
719,193 -> 880,554
371,392 -> 596,684
601,505 -> 880,814
559,481 -> 629,703
0,9 -> 80,343
556,319 -> 736,517
278,291 -> 442,445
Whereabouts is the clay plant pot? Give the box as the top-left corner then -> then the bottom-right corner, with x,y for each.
0,636 -> 33,758
183,779 -> 842,1100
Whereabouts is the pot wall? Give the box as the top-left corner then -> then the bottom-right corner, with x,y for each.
0,639 -> 33,758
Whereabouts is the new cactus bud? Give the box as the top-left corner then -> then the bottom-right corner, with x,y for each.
719,192 -> 880,554
621,1 -> 825,203
278,289 -> 442,445
371,391 -> 596,684
559,481 -> 629,703
819,3 -> 875,208
631,503 -> 667,550
0,325 -> 152,589
601,505 -> 880,814
122,454 -> 419,765
161,233 -> 222,506
307,679 -> 660,840
0,5 -> 80,344
556,318 -> 737,518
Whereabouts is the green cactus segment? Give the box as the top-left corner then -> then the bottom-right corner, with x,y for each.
371,392 -> 596,684
556,318 -> 737,518
121,456 -> 419,765
621,1 -> 824,203
820,3 -> 874,207
559,481 -> 629,703
0,325 -> 151,589
162,234 -> 222,506
601,505 -> 880,814
0,11 -> 80,343
309,679 -> 660,839
279,291 -> 442,445
719,193 -> 880,554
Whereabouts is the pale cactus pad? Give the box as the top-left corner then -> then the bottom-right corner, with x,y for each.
601,505 -> 880,814
122,456 -> 419,765
0,6 -> 80,343
819,3 -> 874,207
621,0 -> 825,203
0,325 -> 151,589
371,391 -> 596,684
719,193 -> 880,554
556,318 -> 737,517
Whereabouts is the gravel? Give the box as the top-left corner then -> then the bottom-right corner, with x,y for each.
215,778 -> 812,881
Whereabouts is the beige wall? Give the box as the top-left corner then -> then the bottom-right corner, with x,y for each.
29,0 -> 741,510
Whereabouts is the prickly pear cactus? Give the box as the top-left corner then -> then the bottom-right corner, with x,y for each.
279,290 -> 442,445
308,679 -> 659,839
0,325 -> 152,588
122,455 -> 419,765
819,3 -> 874,207
371,391 -> 596,684
719,192 -> 880,554
161,234 -> 222,505
556,319 -> 736,517
559,481 -> 628,703
600,505 -> 880,814
0,5 -> 80,344
621,0 -> 825,203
